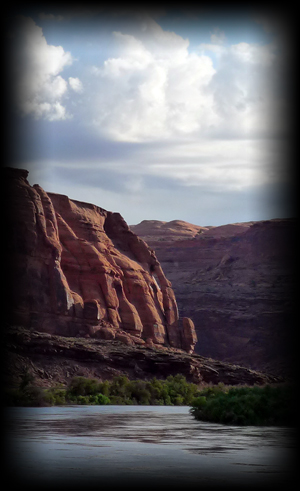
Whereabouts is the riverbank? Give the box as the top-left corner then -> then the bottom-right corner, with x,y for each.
5,373 -> 200,407
5,373 -> 295,427
190,384 -> 295,426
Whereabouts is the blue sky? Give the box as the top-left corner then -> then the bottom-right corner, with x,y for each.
8,6 -> 292,226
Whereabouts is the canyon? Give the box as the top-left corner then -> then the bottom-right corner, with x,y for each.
130,218 -> 296,376
5,167 -> 293,387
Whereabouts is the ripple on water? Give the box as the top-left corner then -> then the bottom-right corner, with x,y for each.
5,406 -> 296,487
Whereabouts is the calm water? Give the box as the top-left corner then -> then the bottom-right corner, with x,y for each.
5,406 -> 295,489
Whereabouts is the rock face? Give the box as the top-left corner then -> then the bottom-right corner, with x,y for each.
5,168 -> 196,353
5,327 -> 280,388
130,218 -> 296,376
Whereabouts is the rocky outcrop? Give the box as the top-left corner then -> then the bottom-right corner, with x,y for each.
130,218 -> 296,376
5,168 -> 196,352
5,327 -> 280,388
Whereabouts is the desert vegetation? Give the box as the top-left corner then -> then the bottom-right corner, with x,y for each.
5,373 -> 295,426
190,384 -> 295,426
5,373 -> 199,407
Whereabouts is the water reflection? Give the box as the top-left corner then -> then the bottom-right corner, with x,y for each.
6,406 -> 295,489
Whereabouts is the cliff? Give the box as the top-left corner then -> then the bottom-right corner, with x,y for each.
130,219 -> 296,376
5,168 -> 196,353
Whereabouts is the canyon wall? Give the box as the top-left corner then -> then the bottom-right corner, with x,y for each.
131,219 -> 296,375
5,168 -> 196,353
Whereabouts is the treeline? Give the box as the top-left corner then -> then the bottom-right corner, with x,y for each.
190,384 -> 295,426
5,373 -> 200,407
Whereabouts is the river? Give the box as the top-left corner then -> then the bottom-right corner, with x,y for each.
5,405 -> 295,489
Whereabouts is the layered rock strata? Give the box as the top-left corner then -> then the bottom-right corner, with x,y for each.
131,218 -> 296,375
6,327 -> 280,388
5,168 -> 196,352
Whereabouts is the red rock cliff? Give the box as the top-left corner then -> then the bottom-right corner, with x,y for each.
5,168 -> 196,353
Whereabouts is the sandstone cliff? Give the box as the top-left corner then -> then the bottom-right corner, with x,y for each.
130,219 -> 296,376
5,168 -> 196,353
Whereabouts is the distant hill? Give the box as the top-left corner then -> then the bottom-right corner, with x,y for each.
130,219 -> 206,241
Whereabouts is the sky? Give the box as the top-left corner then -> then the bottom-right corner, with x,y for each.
6,6 -> 294,226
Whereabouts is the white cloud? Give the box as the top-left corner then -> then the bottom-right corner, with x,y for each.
84,15 -> 281,143
229,42 -> 276,66
198,40 -> 280,138
21,100 -> 67,121
12,13 -> 290,226
126,139 -> 278,191
88,19 -> 216,141
68,77 -> 83,93
11,16 -> 73,120
11,14 -> 283,140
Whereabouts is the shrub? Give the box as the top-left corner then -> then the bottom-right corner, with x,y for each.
67,377 -> 102,397
190,385 -> 295,426
6,386 -> 50,407
44,386 -> 66,405
86,393 -> 110,405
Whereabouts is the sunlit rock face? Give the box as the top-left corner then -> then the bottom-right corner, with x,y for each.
5,168 -> 196,353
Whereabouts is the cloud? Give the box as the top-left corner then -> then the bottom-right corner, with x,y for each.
33,131 -> 280,198
82,14 -> 282,143
22,100 -> 68,121
11,16 -> 73,120
68,77 -> 83,93
198,40 -> 281,138
9,11 -> 291,227
11,13 -> 284,141
26,155 -> 287,227
88,18 -> 216,141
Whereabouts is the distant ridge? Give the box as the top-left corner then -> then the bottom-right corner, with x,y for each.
130,217 -> 296,377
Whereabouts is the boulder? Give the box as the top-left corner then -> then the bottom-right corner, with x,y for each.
95,327 -> 116,340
